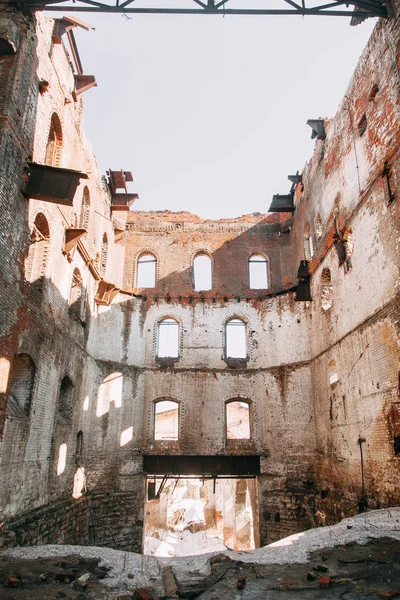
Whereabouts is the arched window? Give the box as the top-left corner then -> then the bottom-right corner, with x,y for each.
25,213 -> 50,287
303,223 -> 314,260
58,376 -> 74,422
315,214 -> 323,240
137,252 -> 156,288
100,233 -> 108,277
154,399 -> 179,440
8,354 -> 36,416
225,318 -> 247,359
249,254 -> 268,289
193,253 -> 212,291
68,268 -> 84,323
226,400 -> 251,440
79,186 -> 90,231
75,430 -> 83,462
45,112 -> 63,167
157,318 -> 179,358
321,267 -> 333,311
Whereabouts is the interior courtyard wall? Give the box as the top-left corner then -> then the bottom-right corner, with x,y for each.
0,10 -> 144,550
287,14 -> 400,521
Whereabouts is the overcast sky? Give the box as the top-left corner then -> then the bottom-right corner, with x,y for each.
67,9 -> 375,218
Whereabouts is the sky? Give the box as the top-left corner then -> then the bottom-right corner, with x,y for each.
61,7 -> 377,219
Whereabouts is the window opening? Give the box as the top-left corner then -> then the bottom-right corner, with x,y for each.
69,267 -> 85,323
154,400 -> 179,440
358,114 -> 367,137
328,360 -> 338,386
58,376 -> 74,422
193,253 -> 212,291
321,268 -> 333,311
382,162 -> 395,203
79,186 -> 90,230
75,430 -> 83,463
45,113 -> 63,166
25,213 -> 50,287
225,318 -> 246,359
226,401 -> 250,439
137,253 -> 157,288
8,354 -> 36,416
369,84 -> 379,102
143,476 -> 259,556
303,223 -> 314,260
315,214 -> 323,240
100,233 -> 108,277
249,255 -> 268,289
390,403 -> 400,455
157,318 -> 179,358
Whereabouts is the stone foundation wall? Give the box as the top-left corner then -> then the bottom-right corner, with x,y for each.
0,487 -> 144,552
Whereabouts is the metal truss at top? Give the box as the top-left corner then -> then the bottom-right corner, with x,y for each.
18,0 -> 392,23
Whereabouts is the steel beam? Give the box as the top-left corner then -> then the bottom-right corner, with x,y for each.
20,0 -> 388,18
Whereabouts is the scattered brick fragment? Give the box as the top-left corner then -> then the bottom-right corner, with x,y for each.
319,576 -> 330,588
134,588 -> 153,600
7,576 -> 21,588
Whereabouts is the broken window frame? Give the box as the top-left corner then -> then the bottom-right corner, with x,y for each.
248,254 -> 269,290
153,398 -> 180,441
136,252 -> 157,288
225,317 -> 247,360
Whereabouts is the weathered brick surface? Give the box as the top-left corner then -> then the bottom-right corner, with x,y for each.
0,5 -> 399,552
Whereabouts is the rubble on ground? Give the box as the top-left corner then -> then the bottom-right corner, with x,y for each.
1,509 -> 400,599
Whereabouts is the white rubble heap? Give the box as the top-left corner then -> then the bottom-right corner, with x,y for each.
2,508 -> 400,597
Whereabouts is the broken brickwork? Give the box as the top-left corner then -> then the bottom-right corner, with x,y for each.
0,1 -> 399,552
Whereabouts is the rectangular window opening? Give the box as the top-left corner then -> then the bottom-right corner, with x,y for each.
143,475 -> 259,556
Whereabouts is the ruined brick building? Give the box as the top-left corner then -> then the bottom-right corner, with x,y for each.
0,0 -> 399,554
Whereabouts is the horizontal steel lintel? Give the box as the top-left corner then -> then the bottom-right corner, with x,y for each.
29,2 -> 387,16
146,474 -> 257,479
